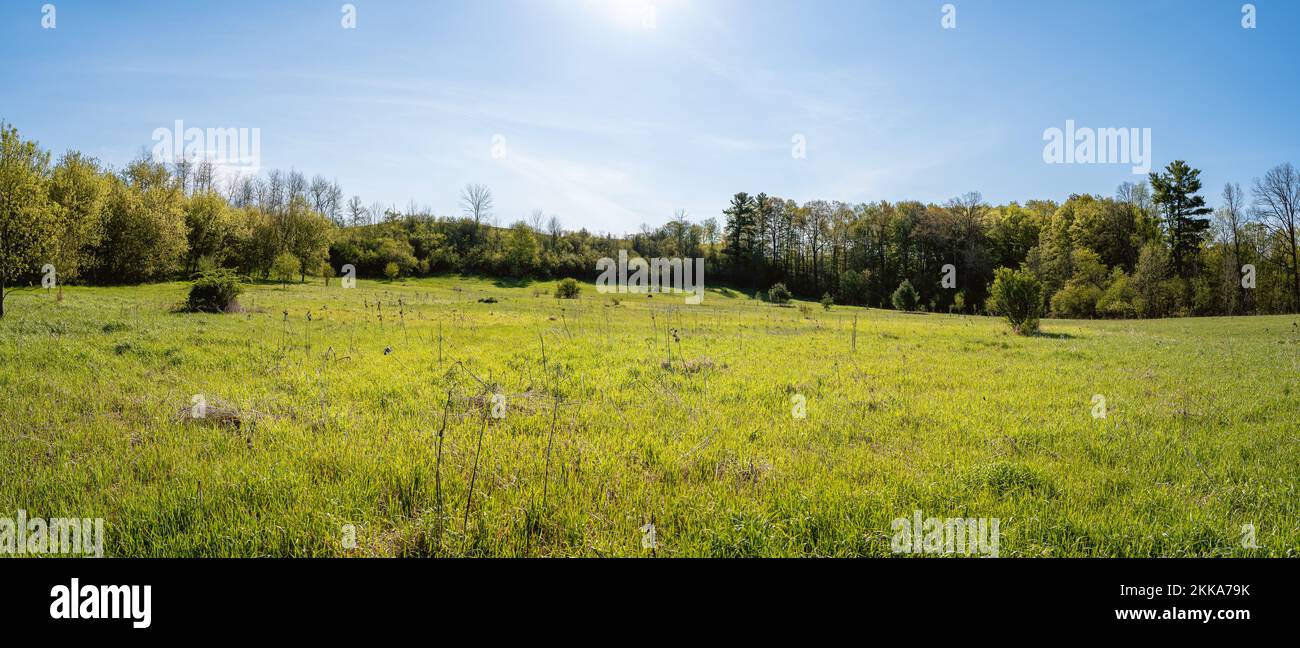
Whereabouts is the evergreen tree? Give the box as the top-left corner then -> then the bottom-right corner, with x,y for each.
1149,160 -> 1212,286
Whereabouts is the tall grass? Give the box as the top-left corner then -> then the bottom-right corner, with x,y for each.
0,277 -> 1296,557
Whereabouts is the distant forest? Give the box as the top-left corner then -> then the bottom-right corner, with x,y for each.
3,121 -> 1298,319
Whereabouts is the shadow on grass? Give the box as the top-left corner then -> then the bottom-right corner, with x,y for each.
243,278 -> 308,289
1032,330 -> 1077,340
492,276 -> 535,289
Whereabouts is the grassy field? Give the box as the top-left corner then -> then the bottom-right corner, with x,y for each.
1,276 -> 1297,557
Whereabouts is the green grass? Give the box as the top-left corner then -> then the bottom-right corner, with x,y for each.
1,276 -> 1297,557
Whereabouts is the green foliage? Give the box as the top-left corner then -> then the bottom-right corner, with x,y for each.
820,292 -> 834,310
989,267 -> 1043,334
1050,283 -> 1102,318
555,277 -> 581,299
951,290 -> 966,314
97,160 -> 189,282
1149,160 -> 1213,283
986,202 -> 1049,269
331,227 -> 418,279
185,269 -> 244,313
48,150 -> 108,281
284,199 -> 334,281
183,191 -> 235,274
1050,249 -> 1109,317
383,261 -> 400,281
273,252 -> 302,285
1097,268 -> 1137,318
0,121 -> 1295,321
767,282 -> 792,304
723,192 -> 760,270
0,122 -> 59,317
1132,243 -> 1177,318
232,207 -> 278,278
837,268 -> 871,306
1068,195 -> 1139,271
501,221 -> 540,276
891,280 -> 919,312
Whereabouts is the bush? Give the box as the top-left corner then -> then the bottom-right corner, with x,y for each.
1050,282 -> 1102,318
186,269 -> 243,313
383,261 -> 400,281
555,277 -> 581,299
891,280 -> 920,311
767,283 -> 792,305
820,292 -> 834,310
989,267 -> 1044,334
1097,272 -> 1137,318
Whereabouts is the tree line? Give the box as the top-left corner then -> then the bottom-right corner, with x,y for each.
2,121 -> 1297,319
708,160 -> 1300,318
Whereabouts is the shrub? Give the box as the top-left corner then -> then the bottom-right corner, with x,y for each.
989,267 -> 1044,334
891,280 -> 920,311
1097,271 -> 1137,318
555,277 -> 581,299
820,292 -> 834,310
1050,282 -> 1102,318
186,269 -> 243,313
383,261 -> 400,281
767,283 -> 792,304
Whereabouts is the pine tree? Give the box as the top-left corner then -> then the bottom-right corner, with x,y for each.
723,192 -> 757,277
1149,160 -> 1212,285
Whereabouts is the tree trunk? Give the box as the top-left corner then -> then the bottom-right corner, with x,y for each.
1291,227 -> 1300,312
1233,234 -> 1245,315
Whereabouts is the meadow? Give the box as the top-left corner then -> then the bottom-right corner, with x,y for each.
1,276 -> 1296,557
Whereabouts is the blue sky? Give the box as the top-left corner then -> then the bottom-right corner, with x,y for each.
2,0 -> 1297,233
